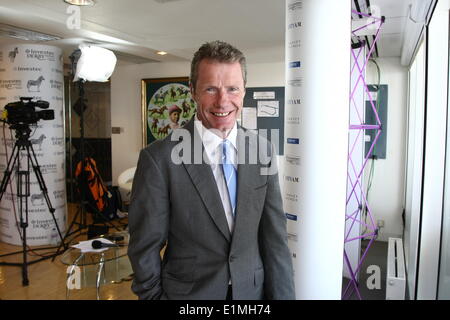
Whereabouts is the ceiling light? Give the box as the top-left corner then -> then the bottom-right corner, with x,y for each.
156,51 -> 168,56
63,0 -> 95,6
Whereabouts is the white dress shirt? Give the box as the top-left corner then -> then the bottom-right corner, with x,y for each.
194,114 -> 238,234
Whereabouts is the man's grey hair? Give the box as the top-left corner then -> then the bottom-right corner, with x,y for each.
190,40 -> 247,91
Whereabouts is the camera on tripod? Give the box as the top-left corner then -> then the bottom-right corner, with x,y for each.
2,97 -> 54,126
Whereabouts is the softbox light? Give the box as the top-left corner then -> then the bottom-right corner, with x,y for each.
73,45 -> 117,82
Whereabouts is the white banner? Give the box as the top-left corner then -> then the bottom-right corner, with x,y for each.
0,44 -> 66,246
285,0 -> 351,299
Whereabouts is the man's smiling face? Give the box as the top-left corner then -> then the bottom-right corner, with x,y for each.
192,59 -> 245,136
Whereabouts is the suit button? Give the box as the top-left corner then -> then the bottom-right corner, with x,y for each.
229,255 -> 235,262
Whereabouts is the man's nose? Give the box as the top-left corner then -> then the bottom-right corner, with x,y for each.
217,88 -> 229,106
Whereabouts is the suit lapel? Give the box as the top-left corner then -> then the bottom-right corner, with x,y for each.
182,120 -> 231,242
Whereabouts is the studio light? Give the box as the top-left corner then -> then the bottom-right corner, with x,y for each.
73,45 -> 117,82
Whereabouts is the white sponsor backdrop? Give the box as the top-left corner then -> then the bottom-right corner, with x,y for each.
0,44 -> 66,246
285,0 -> 351,299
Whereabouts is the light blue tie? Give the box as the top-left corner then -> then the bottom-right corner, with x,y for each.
221,140 -> 237,217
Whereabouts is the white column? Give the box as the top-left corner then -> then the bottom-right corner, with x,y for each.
0,44 -> 66,246
285,0 -> 351,299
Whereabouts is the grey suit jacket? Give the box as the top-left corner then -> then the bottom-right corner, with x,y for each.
127,119 -> 295,300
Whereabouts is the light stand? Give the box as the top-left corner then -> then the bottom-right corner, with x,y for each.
53,51 -> 88,258
57,78 -> 89,242
54,49 -> 120,257
0,122 -> 65,286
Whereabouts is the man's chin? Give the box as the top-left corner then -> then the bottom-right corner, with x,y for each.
207,125 -> 234,138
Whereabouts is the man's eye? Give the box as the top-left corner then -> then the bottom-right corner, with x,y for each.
206,87 -> 216,93
228,87 -> 240,93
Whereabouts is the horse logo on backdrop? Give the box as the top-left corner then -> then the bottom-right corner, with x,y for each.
31,193 -> 45,206
8,47 -> 19,63
30,134 -> 46,150
27,76 -> 45,92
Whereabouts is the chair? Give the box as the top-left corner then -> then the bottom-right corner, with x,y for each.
117,167 -> 136,212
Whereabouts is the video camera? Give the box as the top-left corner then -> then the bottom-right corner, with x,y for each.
2,97 -> 54,125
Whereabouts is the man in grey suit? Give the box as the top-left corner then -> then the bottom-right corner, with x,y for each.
128,41 -> 295,300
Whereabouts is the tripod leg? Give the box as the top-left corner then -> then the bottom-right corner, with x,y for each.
21,221 -> 29,286
0,143 -> 20,202
17,154 -> 31,286
53,205 -> 81,260
0,142 -> 30,286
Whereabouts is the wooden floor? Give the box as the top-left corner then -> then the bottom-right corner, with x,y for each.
0,203 -> 137,300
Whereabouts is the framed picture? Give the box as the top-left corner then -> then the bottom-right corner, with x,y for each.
141,77 -> 196,147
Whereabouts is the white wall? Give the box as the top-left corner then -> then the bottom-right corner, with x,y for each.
366,57 -> 408,241
110,61 -> 285,185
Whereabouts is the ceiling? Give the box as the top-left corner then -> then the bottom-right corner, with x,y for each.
0,0 -> 414,65
352,0 -> 411,58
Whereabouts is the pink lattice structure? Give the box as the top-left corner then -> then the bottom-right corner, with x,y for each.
343,10 -> 385,300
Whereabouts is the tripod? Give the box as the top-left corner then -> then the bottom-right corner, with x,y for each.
0,123 -> 65,286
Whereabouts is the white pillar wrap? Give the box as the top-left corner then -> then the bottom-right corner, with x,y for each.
0,44 -> 66,246
285,0 -> 351,299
